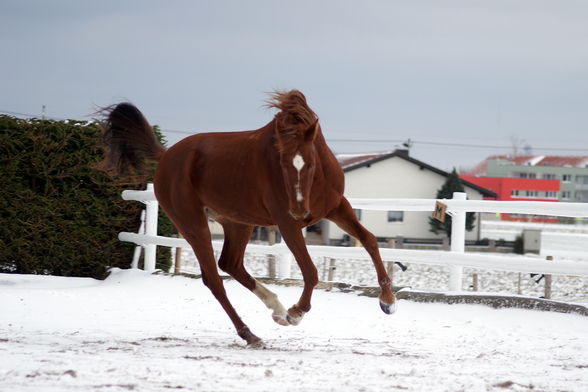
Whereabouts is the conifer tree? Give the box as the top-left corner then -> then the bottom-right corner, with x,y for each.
429,169 -> 476,238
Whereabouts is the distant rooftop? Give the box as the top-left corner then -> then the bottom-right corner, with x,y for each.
337,150 -> 397,170
468,155 -> 588,176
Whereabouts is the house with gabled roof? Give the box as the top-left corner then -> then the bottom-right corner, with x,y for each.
319,149 -> 496,244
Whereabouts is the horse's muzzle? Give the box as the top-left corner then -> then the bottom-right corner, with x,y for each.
289,210 -> 310,221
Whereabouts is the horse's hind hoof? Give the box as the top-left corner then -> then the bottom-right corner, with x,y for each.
380,300 -> 397,315
286,314 -> 302,326
286,307 -> 306,326
272,313 -> 290,326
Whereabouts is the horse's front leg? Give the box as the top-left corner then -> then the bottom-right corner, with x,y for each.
327,197 -> 397,315
276,221 -> 318,326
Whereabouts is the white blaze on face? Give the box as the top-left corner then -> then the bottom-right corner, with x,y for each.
292,154 -> 305,202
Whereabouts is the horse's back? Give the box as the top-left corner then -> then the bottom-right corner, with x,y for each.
154,125 -> 346,226
154,129 -> 276,224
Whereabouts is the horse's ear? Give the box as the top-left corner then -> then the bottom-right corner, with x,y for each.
304,120 -> 319,142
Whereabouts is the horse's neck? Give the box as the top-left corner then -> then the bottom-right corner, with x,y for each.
314,132 -> 338,168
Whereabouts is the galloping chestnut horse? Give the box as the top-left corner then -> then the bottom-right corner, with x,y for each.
100,90 -> 396,345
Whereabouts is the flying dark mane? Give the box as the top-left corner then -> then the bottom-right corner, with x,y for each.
266,90 -> 319,152
265,90 -> 317,126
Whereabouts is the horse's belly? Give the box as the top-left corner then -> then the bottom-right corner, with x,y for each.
204,205 -> 275,227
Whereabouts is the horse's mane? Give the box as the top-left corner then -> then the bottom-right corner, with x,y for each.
265,90 -> 318,152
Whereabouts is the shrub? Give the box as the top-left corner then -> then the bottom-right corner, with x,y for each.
0,116 -> 174,278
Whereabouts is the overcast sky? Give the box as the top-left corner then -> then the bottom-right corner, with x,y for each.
2,0 -> 587,171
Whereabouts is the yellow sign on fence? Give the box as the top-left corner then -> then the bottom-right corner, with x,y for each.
432,201 -> 447,222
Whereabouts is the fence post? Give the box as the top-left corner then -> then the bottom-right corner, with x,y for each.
488,239 -> 496,252
442,237 -> 450,251
267,228 -> 277,278
386,239 -> 395,287
275,230 -> 296,279
327,258 -> 336,281
544,255 -> 553,299
174,233 -> 183,274
143,183 -> 159,272
394,236 -> 404,249
277,249 -> 293,279
449,192 -> 466,291
131,209 -> 146,269
472,273 -> 479,291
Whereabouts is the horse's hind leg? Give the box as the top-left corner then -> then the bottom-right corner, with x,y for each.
167,208 -> 262,345
327,197 -> 397,314
218,221 -> 289,326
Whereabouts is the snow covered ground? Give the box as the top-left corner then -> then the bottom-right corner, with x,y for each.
1,269 -> 587,392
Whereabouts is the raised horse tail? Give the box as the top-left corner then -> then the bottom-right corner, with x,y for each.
98,103 -> 166,177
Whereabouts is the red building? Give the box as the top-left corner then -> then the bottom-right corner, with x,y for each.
459,175 -> 560,222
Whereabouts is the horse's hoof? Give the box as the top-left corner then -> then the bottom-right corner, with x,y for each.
238,326 -> 262,346
246,337 -> 265,348
286,314 -> 302,326
272,313 -> 290,326
285,308 -> 306,326
380,299 -> 397,315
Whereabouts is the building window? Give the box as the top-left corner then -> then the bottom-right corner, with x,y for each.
561,191 -> 571,199
511,190 -> 520,197
562,174 -> 572,182
353,209 -> 362,221
575,191 -> 588,202
544,191 -> 557,198
525,190 -> 539,197
513,172 -> 536,179
387,211 -> 404,223
542,173 -> 556,180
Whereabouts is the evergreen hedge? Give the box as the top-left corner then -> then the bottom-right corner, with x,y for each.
0,115 -> 174,279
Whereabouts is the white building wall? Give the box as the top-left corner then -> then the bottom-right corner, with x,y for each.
325,157 -> 484,242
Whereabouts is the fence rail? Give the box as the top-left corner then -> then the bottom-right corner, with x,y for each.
119,232 -> 588,277
122,189 -> 588,217
119,185 -> 588,292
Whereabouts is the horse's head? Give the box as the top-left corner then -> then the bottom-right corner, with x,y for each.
267,90 -> 320,221
276,120 -> 319,221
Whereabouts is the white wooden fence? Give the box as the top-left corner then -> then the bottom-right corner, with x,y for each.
119,185 -> 588,291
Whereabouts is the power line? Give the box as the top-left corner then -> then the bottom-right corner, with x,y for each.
322,138 -> 588,152
133,127 -> 588,153
3,109 -> 587,153
0,109 -> 80,122
158,128 -> 587,152
161,128 -> 195,135
404,140 -> 588,152
0,110 -> 43,117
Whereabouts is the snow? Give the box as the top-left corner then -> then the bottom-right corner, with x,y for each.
1,269 -> 587,392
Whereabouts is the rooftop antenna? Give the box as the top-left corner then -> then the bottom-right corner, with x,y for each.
402,138 -> 413,150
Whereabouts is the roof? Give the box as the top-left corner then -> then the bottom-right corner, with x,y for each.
337,149 -> 497,198
468,155 -> 588,176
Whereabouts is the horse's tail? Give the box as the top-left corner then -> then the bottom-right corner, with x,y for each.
98,103 -> 166,178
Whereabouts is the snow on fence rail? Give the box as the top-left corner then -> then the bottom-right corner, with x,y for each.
119,185 -> 588,291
